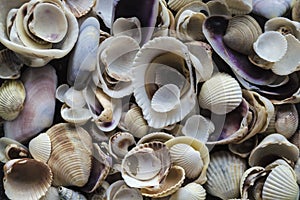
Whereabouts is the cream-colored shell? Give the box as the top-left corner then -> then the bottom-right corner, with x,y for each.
264,17 -> 300,39
3,158 -> 53,200
106,180 -> 143,200
169,182 -> 206,200
137,131 -> 174,145
198,73 -> 242,115
29,133 -> 51,163
0,48 -> 23,79
108,132 -> 136,160
60,104 -> 92,125
0,80 -> 25,121
63,0 -> 95,18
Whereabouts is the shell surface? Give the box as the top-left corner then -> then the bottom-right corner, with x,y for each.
28,133 -> 51,163
252,0 -> 293,19
169,182 -> 206,200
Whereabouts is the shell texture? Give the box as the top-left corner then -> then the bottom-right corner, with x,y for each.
252,0 -> 293,19
58,186 -> 87,200
169,182 -> 206,200
63,0 -> 95,18
168,0 -> 199,12
224,0 -> 253,15
0,48 -> 23,79
28,133 -> 51,163
0,137 -> 29,163
274,104 -> 298,138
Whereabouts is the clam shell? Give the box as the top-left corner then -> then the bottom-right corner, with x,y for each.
0,48 -> 23,79
0,80 -> 25,121
206,0 -> 231,16
224,0 -> 252,15
3,158 -> 53,200
165,136 -> 210,184
223,15 -> 262,55
252,0 -> 293,19
4,65 -> 57,142
58,186 -> 87,200
262,165 -> 299,200
63,0 -> 95,18
46,123 -> 93,187
275,104 -> 298,138
169,182 -> 206,200
198,73 -> 243,115
253,31 -> 288,62
168,0 -> 199,12
205,151 -> 247,200
29,133 -> 51,163
0,137 -> 29,163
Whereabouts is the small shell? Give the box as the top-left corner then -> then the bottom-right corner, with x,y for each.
60,104 -> 92,125
106,180 -> 143,200
58,186 -> 87,200
63,0 -> 95,18
252,0 -> 293,19
112,17 -> 142,44
108,132 -> 136,160
0,49 -> 23,79
205,151 -> 247,200
0,80 -> 25,121
198,73 -> 243,115
264,17 -> 300,39
224,0 -> 252,15
169,182 -> 206,200
207,0 -> 231,16
262,165 -> 299,200
137,131 -> 174,145
223,15 -> 262,55
28,133 -> 51,163
253,31 -> 288,62
275,104 -> 298,138
168,0 -> 200,12
0,137 -> 29,163
228,136 -> 258,158
3,158 -> 53,200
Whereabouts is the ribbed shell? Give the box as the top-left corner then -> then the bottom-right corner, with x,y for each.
223,15 -> 262,55
46,123 -> 93,187
252,0 -> 292,19
275,104 -> 298,138
262,165 -> 299,200
124,105 -> 149,138
0,80 -> 25,121
29,133 -> 51,163
225,0 -> 252,15
63,0 -> 95,18
58,186 -> 87,200
168,0 -> 199,12
198,73 -> 242,115
170,182 -> 206,200
205,151 -> 247,200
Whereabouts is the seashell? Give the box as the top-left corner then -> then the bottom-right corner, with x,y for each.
274,104 -> 298,138
169,182 -> 206,200
165,136 -> 210,184
0,0 -> 79,67
93,0 -> 113,28
60,104 -> 92,125
41,187 -> 59,200
108,132 -> 136,160
140,165 -> 185,198
262,165 -> 300,200
121,141 -> 171,188
67,17 -> 100,90
4,65 -> 57,142
252,0 -> 293,19
0,80 -> 25,121
0,48 -> 23,79
264,17 -> 300,39
228,135 -> 258,158
198,73 -> 243,115
168,0 -> 199,12
0,137 -> 29,163
123,104 -> 149,138
28,133 -> 51,163
224,0 -> 252,15
248,133 -> 299,167
205,151 -> 247,200
63,0 -> 95,18
295,157 -> 300,184
223,15 -> 262,55
271,34 -> 300,75
56,85 -> 86,108
207,0 -> 231,16
3,158 -> 53,200
112,17 -> 142,44
46,123 -> 93,187
292,0 -> 300,22
58,186 -> 87,200
137,131 -> 174,145
106,180 -> 143,200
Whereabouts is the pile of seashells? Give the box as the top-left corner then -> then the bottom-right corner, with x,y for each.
0,0 -> 300,199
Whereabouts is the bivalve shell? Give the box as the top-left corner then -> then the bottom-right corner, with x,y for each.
28,133 -> 51,163
58,186 -> 87,200
275,104 -> 298,138
169,182 -> 206,200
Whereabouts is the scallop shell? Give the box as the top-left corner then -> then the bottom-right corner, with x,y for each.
3,158 -> 53,200
252,0 -> 293,19
224,0 -> 252,15
198,73 -> 243,115
28,133 -> 51,163
223,15 -> 262,55
169,182 -> 206,200
46,123 -> 93,187
58,186 -> 87,200
253,31 -> 288,62
275,104 -> 298,138
0,48 -> 23,79
63,0 -> 95,18
262,165 -> 300,200
0,80 -> 25,121
165,136 -> 210,184
205,151 -> 247,200
121,141 -> 171,188
0,137 -> 29,163
248,133 -> 299,167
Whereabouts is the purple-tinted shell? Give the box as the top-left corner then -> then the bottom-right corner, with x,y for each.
112,0 -> 159,44
202,15 -> 280,85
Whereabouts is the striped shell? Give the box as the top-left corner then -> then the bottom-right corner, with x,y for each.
170,182 -> 206,200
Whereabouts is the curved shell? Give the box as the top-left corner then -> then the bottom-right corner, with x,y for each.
206,0 -> 231,16
248,133 -> 299,167
137,131 -> 174,145
112,17 -> 142,44
121,141 -> 171,188
169,182 -> 206,200
0,137 -> 29,163
108,132 -> 136,160
198,73 -> 243,115
292,0 -> 300,22
252,0 -> 293,19
165,136 -> 210,184
58,186 -> 87,200
275,104 -> 298,138
0,48 -> 23,79
46,123 -> 93,187
205,151 -> 247,200
168,0 -> 200,12
63,0 -> 95,18
0,80 -> 25,121
3,158 -> 53,200
106,180 -> 143,200
223,15 -> 262,55
228,136 -> 258,158
262,165 -> 299,200
264,17 -> 300,39
224,0 -> 252,15
60,104 -> 92,125
29,133 -> 51,163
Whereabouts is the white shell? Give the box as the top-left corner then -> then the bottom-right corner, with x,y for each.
112,17 -> 142,44
60,104 -> 92,125
182,115 -> 211,143
29,133 -> 51,163
264,17 -> 300,39
168,0 -> 199,12
108,132 -> 136,160
106,180 -> 143,200
275,104 -> 298,138
0,48 -> 23,79
169,182 -> 206,200
252,0 -> 293,19
198,73 -> 243,115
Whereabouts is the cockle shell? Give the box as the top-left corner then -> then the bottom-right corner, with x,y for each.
165,136 -> 210,184
198,73 -> 243,115
0,137 -> 29,163
0,80 -> 25,121
58,186 -> 87,200
106,180 -> 143,200
4,65 -> 57,142
223,15 -> 262,55
28,133 -> 51,163
274,104 -> 298,138
121,141 -> 171,188
168,0 -> 199,12
63,0 -> 95,18
252,0 -> 293,19
224,0 -> 253,15
169,182 -> 206,200
205,151 -> 247,200
0,48 -> 23,79
3,158 -> 53,200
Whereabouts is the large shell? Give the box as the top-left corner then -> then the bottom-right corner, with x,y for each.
252,0 -> 293,19
0,80 -> 25,121
3,158 -> 53,200
169,182 -> 206,200
46,123 -> 93,187
4,65 -> 57,142
205,151 -> 247,200
198,73 -> 243,115
223,15 -> 262,55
